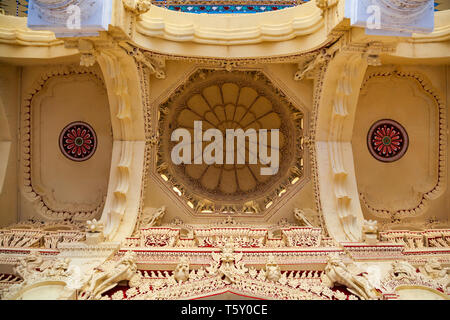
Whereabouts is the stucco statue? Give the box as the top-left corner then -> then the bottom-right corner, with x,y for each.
80,53 -> 96,67
208,243 -> 247,284
82,251 -> 142,299
223,216 -> 237,225
44,258 -> 71,277
363,220 -> 378,234
122,0 -> 151,14
294,208 -> 314,227
362,219 -> 379,244
265,254 -> 282,282
315,0 -> 339,11
195,199 -> 214,213
141,206 -> 166,228
421,258 -> 447,280
173,257 -> 190,283
14,251 -> 44,282
294,47 -> 335,81
390,260 -> 417,281
321,255 -> 379,300
242,201 -> 260,214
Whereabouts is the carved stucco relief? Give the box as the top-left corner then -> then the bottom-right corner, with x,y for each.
152,68 -> 308,218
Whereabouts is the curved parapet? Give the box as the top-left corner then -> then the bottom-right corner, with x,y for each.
131,3 -> 331,58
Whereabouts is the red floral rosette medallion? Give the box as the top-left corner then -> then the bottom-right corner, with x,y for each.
59,122 -> 97,161
367,119 -> 408,162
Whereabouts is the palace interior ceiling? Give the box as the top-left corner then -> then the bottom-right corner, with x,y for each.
0,0 -> 448,301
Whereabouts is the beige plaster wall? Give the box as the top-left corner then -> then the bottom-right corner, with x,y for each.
18,65 -> 113,221
353,64 -> 449,229
0,64 -> 20,227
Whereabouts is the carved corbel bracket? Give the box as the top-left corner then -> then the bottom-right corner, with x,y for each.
123,0 -> 152,15
363,42 -> 384,66
64,36 -> 119,67
315,0 -> 340,24
120,43 -> 166,79
340,38 -> 396,65
78,39 -> 97,67
316,0 -> 339,11
294,46 -> 338,81
63,39 -> 96,67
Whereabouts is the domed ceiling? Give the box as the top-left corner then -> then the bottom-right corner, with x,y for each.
156,69 -> 305,216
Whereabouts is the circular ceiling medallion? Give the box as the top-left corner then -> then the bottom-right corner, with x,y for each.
158,70 -> 304,214
367,119 -> 408,162
59,121 -> 97,162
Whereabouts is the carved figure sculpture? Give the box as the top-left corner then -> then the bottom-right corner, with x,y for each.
242,201 -> 260,214
14,251 -> 44,281
122,0 -> 151,14
208,243 -> 247,284
141,206 -> 166,228
363,220 -> 378,234
44,258 -> 71,277
195,200 -> 214,213
421,258 -> 447,279
294,47 -> 335,81
321,255 -> 378,300
173,257 -> 190,283
82,251 -> 141,299
265,254 -> 282,282
315,0 -> 339,10
390,260 -> 417,281
362,219 -> 379,244
222,216 -> 237,225
294,208 -> 314,227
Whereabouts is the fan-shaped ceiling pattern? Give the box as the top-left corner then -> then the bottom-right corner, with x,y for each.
157,69 -> 305,215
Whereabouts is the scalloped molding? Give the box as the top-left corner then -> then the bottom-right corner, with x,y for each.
0,14 -> 62,46
136,3 -> 324,45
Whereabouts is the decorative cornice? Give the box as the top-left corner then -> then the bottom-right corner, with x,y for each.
58,242 -> 120,258
0,15 -> 62,47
